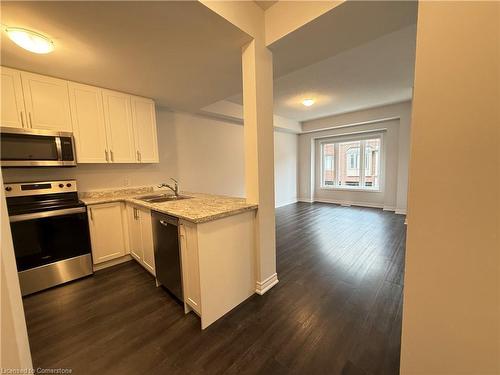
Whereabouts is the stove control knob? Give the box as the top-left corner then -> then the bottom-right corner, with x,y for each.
5,186 -> 12,192
66,183 -> 72,188
59,184 -> 64,188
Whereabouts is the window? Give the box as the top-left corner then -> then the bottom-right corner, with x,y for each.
322,144 -> 335,186
321,137 -> 381,190
348,149 -> 359,170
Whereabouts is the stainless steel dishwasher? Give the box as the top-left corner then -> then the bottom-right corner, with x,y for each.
152,211 -> 183,302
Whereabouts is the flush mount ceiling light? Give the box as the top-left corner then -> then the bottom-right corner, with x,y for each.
4,27 -> 54,54
302,98 -> 315,107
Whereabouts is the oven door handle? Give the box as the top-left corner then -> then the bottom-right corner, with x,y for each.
9,207 -> 86,223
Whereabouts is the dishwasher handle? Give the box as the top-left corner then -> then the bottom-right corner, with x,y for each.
158,216 -> 178,227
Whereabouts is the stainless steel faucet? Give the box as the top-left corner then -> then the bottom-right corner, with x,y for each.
158,178 -> 179,197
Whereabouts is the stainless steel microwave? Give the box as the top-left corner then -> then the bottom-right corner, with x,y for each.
0,127 -> 76,167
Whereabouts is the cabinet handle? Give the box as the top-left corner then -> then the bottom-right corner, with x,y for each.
110,150 -> 114,162
89,207 -> 94,221
20,112 -> 25,127
137,150 -> 141,162
105,150 -> 109,162
28,112 -> 33,128
134,208 -> 138,220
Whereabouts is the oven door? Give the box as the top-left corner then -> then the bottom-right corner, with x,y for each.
9,207 -> 91,272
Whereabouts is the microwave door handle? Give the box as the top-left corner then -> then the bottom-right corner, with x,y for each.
55,137 -> 63,161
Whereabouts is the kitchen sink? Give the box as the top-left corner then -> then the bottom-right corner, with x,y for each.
137,194 -> 190,203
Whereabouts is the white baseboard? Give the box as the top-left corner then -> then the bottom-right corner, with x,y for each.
298,197 -> 314,203
93,255 -> 132,271
314,197 -> 384,209
275,198 -> 298,208
255,273 -> 279,295
297,197 -> 407,215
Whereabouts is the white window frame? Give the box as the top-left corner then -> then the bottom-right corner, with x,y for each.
345,145 -> 360,176
318,133 -> 384,193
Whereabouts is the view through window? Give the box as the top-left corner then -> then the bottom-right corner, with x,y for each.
321,137 -> 381,190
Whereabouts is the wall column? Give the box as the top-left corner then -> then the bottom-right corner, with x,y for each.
242,39 -> 278,294
400,1 -> 500,373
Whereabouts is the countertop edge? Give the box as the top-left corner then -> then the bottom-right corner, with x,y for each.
81,196 -> 258,224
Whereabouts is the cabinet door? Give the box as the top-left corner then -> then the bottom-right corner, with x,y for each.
139,208 -> 155,275
88,203 -> 127,264
101,89 -> 136,163
179,222 -> 201,314
127,205 -> 143,262
1,67 -> 26,128
21,71 -> 72,131
68,82 -> 108,163
131,96 -> 159,163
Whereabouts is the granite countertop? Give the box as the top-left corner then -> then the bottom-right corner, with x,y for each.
79,187 -> 257,224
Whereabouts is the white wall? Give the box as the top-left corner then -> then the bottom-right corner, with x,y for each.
274,131 -> 298,207
164,110 -> 245,197
400,2 -> 500,373
298,101 -> 411,213
2,109 -> 298,207
1,173 -> 32,370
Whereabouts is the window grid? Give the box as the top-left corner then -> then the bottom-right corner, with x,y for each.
321,137 -> 381,191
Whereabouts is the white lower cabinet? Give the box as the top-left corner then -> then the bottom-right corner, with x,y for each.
179,221 -> 201,315
127,204 -> 155,275
88,202 -> 128,264
179,212 -> 256,330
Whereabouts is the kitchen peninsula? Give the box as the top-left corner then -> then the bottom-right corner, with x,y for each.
81,186 -> 258,329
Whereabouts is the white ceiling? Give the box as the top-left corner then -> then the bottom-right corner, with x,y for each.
1,1 -> 418,121
254,1 -> 278,11
272,25 -> 416,121
269,1 -> 418,78
226,1 -> 418,122
0,1 -> 252,111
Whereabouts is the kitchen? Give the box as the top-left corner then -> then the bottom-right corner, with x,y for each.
1,2 -> 290,370
2,64 -> 262,327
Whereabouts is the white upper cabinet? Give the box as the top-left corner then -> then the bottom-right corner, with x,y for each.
102,89 -> 136,163
68,82 -> 108,163
1,66 -> 159,164
131,96 -> 159,163
21,71 -> 72,132
1,67 -> 26,128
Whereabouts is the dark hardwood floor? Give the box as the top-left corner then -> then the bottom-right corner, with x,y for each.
23,203 -> 406,375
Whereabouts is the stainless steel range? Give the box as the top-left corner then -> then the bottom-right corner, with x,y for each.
5,179 -> 93,296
